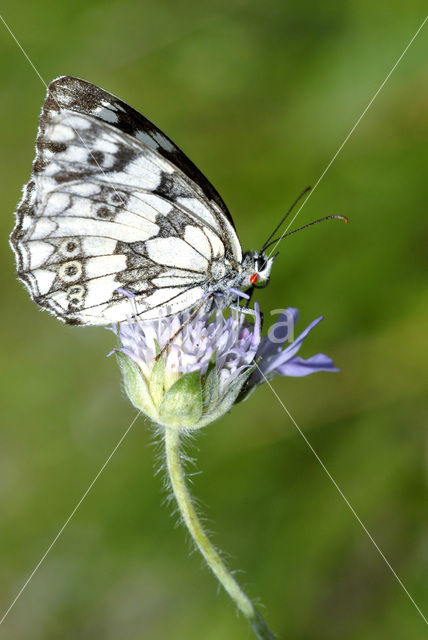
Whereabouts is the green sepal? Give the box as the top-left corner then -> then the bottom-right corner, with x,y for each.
202,352 -> 219,413
220,362 -> 256,405
158,370 -> 202,428
195,363 -> 257,428
153,339 -> 161,356
149,354 -> 165,408
234,358 -> 263,404
115,351 -> 156,417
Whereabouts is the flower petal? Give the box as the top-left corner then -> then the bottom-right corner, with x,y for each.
276,353 -> 339,377
262,316 -> 324,375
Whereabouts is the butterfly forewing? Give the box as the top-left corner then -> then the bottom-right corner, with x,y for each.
11,76 -> 242,325
43,76 -> 237,230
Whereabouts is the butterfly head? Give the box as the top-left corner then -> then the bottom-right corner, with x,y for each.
241,251 -> 276,290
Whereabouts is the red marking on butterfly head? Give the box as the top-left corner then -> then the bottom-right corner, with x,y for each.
250,273 -> 258,285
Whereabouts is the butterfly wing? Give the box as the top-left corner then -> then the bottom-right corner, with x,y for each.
11,77 -> 242,325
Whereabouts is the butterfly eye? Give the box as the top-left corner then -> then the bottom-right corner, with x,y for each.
250,273 -> 258,284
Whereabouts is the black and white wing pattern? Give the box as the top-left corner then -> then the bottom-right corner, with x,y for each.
11,76 -> 242,325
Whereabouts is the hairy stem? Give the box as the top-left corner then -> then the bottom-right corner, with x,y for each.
164,427 -> 276,640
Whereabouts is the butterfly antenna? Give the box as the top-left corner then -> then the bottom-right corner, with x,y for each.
262,215 -> 348,252
260,186 -> 311,252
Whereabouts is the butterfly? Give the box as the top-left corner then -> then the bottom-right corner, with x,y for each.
11,77 -> 345,326
10,76 -> 281,326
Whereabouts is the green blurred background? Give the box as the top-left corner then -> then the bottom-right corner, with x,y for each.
1,2 -> 427,638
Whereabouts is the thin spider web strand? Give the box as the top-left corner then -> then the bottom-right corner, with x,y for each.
0,411 -> 141,626
0,14 -> 142,217
0,12 -> 148,627
266,15 -> 428,259
259,370 -> 428,626
0,14 -> 48,87
262,16 -> 428,622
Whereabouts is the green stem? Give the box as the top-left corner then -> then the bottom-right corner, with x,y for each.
164,427 -> 276,640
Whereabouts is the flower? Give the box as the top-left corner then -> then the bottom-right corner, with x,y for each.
110,302 -> 337,430
110,303 -> 260,430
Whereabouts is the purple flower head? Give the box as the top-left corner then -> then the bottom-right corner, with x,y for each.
110,301 -> 337,430
113,304 -> 260,393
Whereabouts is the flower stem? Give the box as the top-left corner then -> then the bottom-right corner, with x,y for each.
164,427 -> 276,640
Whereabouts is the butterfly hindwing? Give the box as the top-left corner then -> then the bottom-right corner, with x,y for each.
11,77 -> 242,325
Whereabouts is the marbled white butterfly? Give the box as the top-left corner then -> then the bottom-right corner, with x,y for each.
11,77 -> 345,326
10,77 -> 280,325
